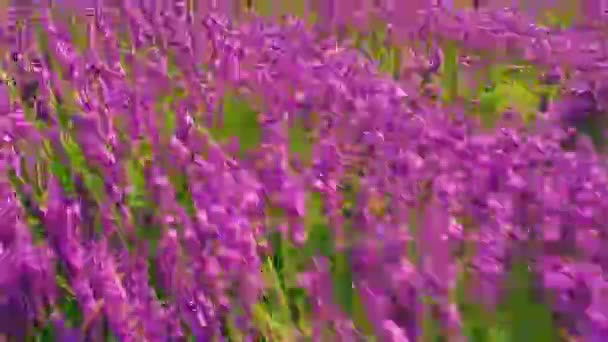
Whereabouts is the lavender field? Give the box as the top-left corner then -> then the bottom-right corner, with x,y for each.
2,1 -> 608,341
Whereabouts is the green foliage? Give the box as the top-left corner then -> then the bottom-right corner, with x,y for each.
288,116 -> 313,163
210,91 -> 261,156
497,261 -> 558,342
441,41 -> 459,103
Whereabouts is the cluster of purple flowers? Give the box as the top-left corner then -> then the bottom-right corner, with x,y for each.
0,2 -> 608,341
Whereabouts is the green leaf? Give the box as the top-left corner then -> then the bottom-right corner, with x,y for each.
82,172 -> 105,204
261,258 -> 294,327
211,91 -> 261,156
49,159 -> 74,194
33,320 -> 55,342
67,14 -> 87,52
254,0 -> 274,17
330,250 -> 354,316
166,53 -> 180,79
301,192 -> 331,256
537,2 -> 578,29
478,90 -> 500,127
454,268 -> 492,342
223,314 -> 245,341
489,326 -> 510,342
498,260 -> 557,342
56,264 -> 83,328
305,192 -> 326,228
155,95 -> 177,139
60,132 -> 87,171
493,81 -> 539,122
288,116 -> 312,163
168,169 -> 196,218
441,41 -> 459,103
125,159 -> 147,208
54,100 -> 72,129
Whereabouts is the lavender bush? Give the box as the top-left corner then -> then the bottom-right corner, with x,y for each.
0,2 -> 608,341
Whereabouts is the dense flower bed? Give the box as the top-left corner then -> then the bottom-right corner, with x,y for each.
0,3 -> 608,341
